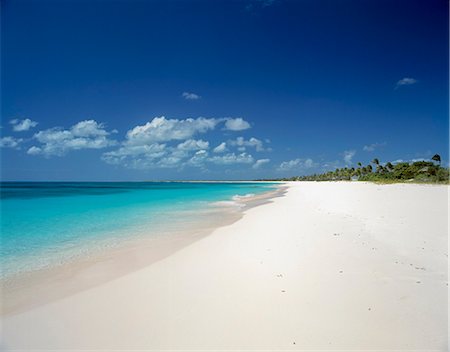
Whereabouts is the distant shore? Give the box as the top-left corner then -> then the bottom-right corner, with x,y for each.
2,182 -> 447,350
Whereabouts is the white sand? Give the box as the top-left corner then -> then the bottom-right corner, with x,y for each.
1,182 -> 448,351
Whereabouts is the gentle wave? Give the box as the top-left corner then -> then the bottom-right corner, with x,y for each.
232,193 -> 256,201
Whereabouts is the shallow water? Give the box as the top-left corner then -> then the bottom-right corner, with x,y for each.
0,182 -> 277,279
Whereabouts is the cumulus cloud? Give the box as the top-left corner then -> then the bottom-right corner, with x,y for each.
102,143 -> 167,167
363,142 -> 386,152
278,158 -> 314,171
10,118 -> 38,132
100,116 -> 267,170
102,116 -> 265,170
0,136 -> 23,149
209,152 -> 254,165
343,150 -> 356,164
28,120 -> 116,156
102,117 -> 216,168
27,146 -> 42,155
213,142 -> 227,153
182,92 -> 201,100
157,156 -> 184,168
224,118 -> 251,131
176,139 -> 209,151
228,137 -> 264,152
171,139 -> 209,159
5,113 -> 265,173
125,116 -> 218,146
253,158 -> 270,169
396,77 -> 417,88
187,150 -> 209,167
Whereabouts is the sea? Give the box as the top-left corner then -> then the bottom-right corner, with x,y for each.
0,181 -> 278,279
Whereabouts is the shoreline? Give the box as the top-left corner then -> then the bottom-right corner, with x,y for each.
2,182 -> 447,350
1,185 -> 287,316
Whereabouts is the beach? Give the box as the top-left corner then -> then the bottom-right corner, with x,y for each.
1,182 -> 448,351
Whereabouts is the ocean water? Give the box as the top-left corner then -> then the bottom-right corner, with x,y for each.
0,182 -> 277,279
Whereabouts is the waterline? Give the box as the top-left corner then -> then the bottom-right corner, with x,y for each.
1,182 -> 285,315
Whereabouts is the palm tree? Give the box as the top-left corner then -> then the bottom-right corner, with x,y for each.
367,164 -> 373,173
357,162 -> 362,167
432,154 -> 441,166
385,162 -> 394,172
371,159 -> 380,173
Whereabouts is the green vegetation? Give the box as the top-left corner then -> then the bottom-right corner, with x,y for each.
265,154 -> 449,184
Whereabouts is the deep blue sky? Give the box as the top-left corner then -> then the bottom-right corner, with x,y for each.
1,0 -> 448,181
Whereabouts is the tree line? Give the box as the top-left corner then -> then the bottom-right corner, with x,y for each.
262,154 -> 449,183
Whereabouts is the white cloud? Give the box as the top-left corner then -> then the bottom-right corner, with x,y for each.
157,156 -> 184,168
125,116 -> 218,146
228,137 -> 264,151
176,139 -> 209,151
171,139 -> 209,159
278,158 -> 314,171
10,118 -> 38,132
224,118 -> 251,131
28,120 -> 116,156
363,142 -> 386,152
70,120 -> 110,137
182,92 -> 201,100
209,152 -> 254,165
27,146 -> 42,155
102,117 -> 217,168
253,158 -> 270,169
303,158 -> 314,168
396,77 -> 417,88
101,116 -> 265,170
0,136 -> 23,149
343,150 -> 356,164
187,150 -> 209,167
279,159 -> 300,170
213,142 -> 227,153
102,143 -> 167,167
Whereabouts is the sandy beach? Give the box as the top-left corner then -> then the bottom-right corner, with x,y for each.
1,182 -> 448,351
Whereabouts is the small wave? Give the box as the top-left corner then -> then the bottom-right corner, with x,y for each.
232,193 -> 255,201
210,200 -> 243,208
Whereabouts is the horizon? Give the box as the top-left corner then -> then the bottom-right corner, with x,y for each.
1,0 -> 448,181
0,155 -> 444,183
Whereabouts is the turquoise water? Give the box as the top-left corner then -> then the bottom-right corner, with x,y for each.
0,182 -> 277,278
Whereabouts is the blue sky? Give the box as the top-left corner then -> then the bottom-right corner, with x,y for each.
1,0 -> 448,181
